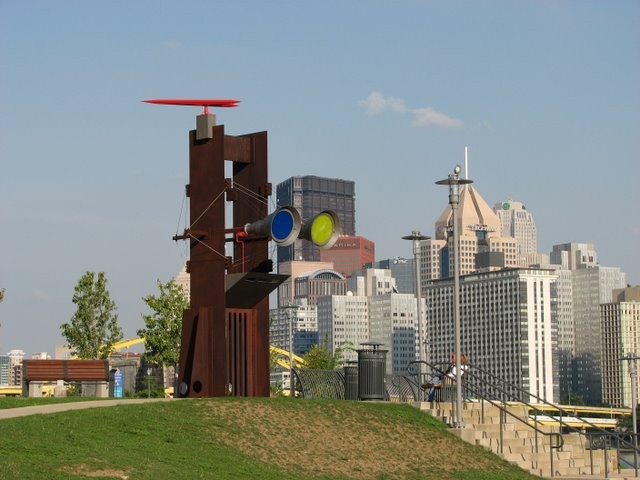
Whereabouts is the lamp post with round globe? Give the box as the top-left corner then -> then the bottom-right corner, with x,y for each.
402,231 -> 430,395
436,164 -> 473,428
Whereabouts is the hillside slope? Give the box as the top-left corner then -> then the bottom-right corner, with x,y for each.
0,397 -> 538,480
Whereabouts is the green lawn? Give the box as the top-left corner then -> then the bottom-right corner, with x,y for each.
0,397 -> 539,480
0,396 -> 109,410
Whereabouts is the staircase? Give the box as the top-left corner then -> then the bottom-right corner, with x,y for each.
416,399 -> 637,479
406,361 -> 639,479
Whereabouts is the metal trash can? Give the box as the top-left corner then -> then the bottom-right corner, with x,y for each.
343,362 -> 358,400
357,342 -> 388,401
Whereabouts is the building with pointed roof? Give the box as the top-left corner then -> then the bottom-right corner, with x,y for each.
419,185 -> 518,285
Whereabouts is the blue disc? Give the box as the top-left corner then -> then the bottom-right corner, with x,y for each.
271,210 -> 294,241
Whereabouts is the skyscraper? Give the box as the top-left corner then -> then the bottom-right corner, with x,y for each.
494,199 -> 538,266
601,287 -> 640,407
550,242 -> 626,405
420,184 -> 518,284
369,258 -> 415,294
319,235 -> 374,278
277,260 -> 335,306
369,293 -> 419,374
317,293 -> 369,364
0,355 -> 9,385
276,176 -> 355,264
425,268 -> 558,402
571,265 -> 626,404
7,349 -> 24,386
551,242 -> 599,270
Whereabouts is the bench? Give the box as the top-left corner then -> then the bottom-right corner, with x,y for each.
22,359 -> 110,397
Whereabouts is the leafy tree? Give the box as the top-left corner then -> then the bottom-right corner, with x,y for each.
137,279 -> 189,368
302,344 -> 337,370
61,271 -> 122,359
302,341 -> 354,370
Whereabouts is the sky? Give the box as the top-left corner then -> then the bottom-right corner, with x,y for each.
1,1 -> 638,355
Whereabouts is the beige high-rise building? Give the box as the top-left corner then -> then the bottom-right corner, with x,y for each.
551,242 -> 598,270
277,260 -> 335,306
601,287 -> 640,408
419,185 -> 518,286
7,349 -> 24,386
494,199 -> 538,267
425,268 -> 558,402
173,264 -> 191,303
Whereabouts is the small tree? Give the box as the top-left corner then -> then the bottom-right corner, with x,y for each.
137,279 -> 189,368
303,344 -> 337,370
302,342 -> 354,370
61,271 -> 122,359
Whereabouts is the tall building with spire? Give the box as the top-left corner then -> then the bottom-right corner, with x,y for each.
419,184 -> 518,285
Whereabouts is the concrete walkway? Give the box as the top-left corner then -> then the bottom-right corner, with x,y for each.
0,398 -> 171,420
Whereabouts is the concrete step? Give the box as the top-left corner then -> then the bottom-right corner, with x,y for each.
471,422 -> 516,435
415,401 -> 627,479
568,456 -> 586,468
505,443 -> 537,455
553,465 -> 582,476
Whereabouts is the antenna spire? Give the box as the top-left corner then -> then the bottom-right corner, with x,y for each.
464,146 -> 469,180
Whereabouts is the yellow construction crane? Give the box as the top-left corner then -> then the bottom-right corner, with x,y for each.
110,338 -> 306,370
109,337 -> 145,352
269,345 -> 306,369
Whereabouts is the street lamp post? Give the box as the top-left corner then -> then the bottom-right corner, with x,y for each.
619,353 -> 640,450
436,164 -> 473,428
402,231 -> 431,397
282,304 -> 299,398
632,358 -> 638,450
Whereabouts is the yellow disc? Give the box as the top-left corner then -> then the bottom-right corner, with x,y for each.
311,213 -> 334,246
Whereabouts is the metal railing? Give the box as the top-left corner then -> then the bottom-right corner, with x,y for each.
407,360 -> 640,478
292,369 -> 345,399
292,368 -> 420,403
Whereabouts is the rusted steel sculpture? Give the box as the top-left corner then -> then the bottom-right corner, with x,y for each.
146,99 -> 284,397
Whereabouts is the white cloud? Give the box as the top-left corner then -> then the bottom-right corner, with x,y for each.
359,91 -> 463,129
160,40 -> 181,49
412,107 -> 463,129
359,91 -> 407,115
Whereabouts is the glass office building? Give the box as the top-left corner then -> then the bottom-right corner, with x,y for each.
276,176 -> 355,265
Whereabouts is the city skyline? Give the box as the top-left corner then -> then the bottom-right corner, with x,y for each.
1,1 -> 638,354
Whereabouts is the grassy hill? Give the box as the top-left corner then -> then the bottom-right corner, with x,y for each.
0,397 -> 539,480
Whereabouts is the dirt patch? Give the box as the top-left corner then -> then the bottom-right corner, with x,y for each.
202,400 -> 503,480
59,464 -> 130,479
